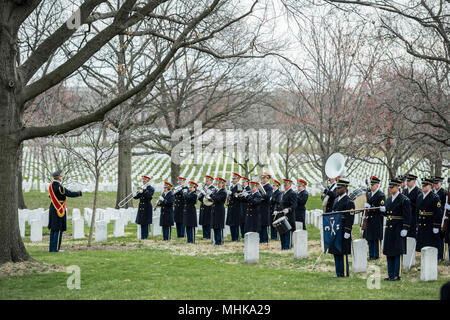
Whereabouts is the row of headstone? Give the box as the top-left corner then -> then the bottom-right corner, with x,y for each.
18,208 -> 49,241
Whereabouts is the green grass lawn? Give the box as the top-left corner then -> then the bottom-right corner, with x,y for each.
2,192 -> 448,300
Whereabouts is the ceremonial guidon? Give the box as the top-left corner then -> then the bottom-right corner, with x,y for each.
416,177 -> 442,254
134,175 -> 155,240
158,182 -> 175,241
225,172 -> 243,241
380,178 -> 411,281
322,176 -> 339,213
295,178 -> 309,231
362,176 -> 385,260
278,179 -> 297,250
239,177 -> 251,238
243,181 -> 263,234
403,173 -> 422,239
432,176 -> 447,261
198,175 -> 216,239
173,177 -> 188,238
209,177 -> 227,245
258,172 -> 273,244
183,181 -> 198,244
329,178 -> 355,278
48,169 -> 82,252
270,179 -> 282,240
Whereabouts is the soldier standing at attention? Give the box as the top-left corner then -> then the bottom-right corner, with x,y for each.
258,172 -> 273,244
158,182 -> 174,241
403,174 -> 422,239
134,175 -> 154,240
225,173 -> 243,241
295,178 -> 308,230
433,176 -> 447,262
173,177 -> 188,238
209,177 -> 227,245
270,179 -> 282,240
279,179 -> 297,250
183,181 -> 198,244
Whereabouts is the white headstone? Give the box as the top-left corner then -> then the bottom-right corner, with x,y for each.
137,224 -> 142,240
113,218 -> 124,238
152,214 -> 162,237
402,237 -> 416,270
295,222 -> 303,230
293,230 -> 308,259
30,219 -> 43,242
95,221 -> 107,242
211,229 -> 215,243
72,218 -> 85,239
72,208 -> 81,220
244,232 -> 259,264
446,243 -> 450,262
84,208 -> 93,228
420,246 -> 438,281
19,214 -> 26,238
224,225 -> 230,239
41,210 -> 49,227
352,239 -> 368,273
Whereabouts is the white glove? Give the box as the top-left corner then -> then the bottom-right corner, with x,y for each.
159,196 -> 164,201
445,203 -> 450,211
282,208 -> 289,214
344,232 -> 351,239
227,190 -> 232,196
183,188 -> 188,193
433,228 -> 439,234
364,203 -> 371,209
200,189 -> 206,195
444,215 -> 449,221
379,206 -> 386,212
400,230 -> 407,237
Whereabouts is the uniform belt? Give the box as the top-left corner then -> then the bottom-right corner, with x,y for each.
386,216 -> 403,220
418,211 -> 432,215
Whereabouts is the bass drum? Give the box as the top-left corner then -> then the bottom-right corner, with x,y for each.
348,187 -> 367,210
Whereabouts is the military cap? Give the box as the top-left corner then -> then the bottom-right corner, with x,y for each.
141,175 -> 151,180
405,173 -> 417,181
370,176 -> 381,184
432,176 -> 444,183
272,179 -> 281,187
188,181 -> 198,188
282,178 -> 293,184
215,177 -> 226,183
52,169 -> 63,177
261,172 -> 272,179
336,178 -> 350,188
388,178 -> 402,188
204,175 -> 214,180
163,181 -> 173,188
421,177 -> 434,186
297,178 -> 307,186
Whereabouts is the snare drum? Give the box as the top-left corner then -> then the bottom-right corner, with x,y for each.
272,216 -> 292,235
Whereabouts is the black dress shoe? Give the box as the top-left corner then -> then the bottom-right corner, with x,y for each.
384,277 -> 392,281
391,276 -> 401,281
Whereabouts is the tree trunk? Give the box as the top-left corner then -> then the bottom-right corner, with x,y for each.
17,142 -> 26,209
88,173 -> 100,247
171,161 -> 181,186
434,152 -> 442,177
115,128 -> 133,208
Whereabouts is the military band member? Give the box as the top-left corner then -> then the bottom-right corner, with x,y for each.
416,178 -> 443,255
399,175 -> 407,194
134,175 -> 154,240
173,177 -> 188,238
433,176 -> 447,262
259,172 -> 273,244
362,176 -> 385,260
225,172 -> 243,241
403,174 -> 422,239
270,179 -> 282,240
380,178 -> 411,281
329,179 -> 355,277
183,181 -> 198,243
295,178 -> 308,231
198,175 -> 216,239
322,176 -> 339,213
243,181 -> 263,234
158,182 -> 174,241
48,169 -> 82,252
209,177 -> 227,245
240,177 -> 251,238
279,179 -> 297,250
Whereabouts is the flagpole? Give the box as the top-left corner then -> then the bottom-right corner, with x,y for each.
321,207 -> 381,216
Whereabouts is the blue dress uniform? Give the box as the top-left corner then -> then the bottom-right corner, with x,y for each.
270,181 -> 282,240
382,178 -> 411,281
210,181 -> 227,245
225,180 -> 243,241
416,179 -> 443,253
182,182 -> 198,243
173,178 -> 188,238
279,180 -> 297,250
159,185 -> 174,241
403,174 -> 422,239
259,180 -> 273,243
133,178 -> 154,240
323,181 -> 338,213
295,179 -> 308,231
433,176 -> 447,261
48,172 -> 82,252
329,179 -> 355,277
240,182 -> 251,238
363,176 -> 385,260
243,188 -> 262,234
198,176 -> 216,239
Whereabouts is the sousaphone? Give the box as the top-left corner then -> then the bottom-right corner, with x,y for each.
322,153 -> 347,211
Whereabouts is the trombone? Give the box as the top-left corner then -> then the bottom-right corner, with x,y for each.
118,180 -> 152,208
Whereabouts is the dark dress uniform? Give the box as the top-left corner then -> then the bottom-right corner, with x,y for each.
240,185 -> 251,238
210,188 -> 227,245
198,184 -> 216,239
134,184 -> 155,239
329,194 -> 355,277
159,191 -> 174,241
225,184 -> 242,241
279,187 -> 297,250
243,191 -> 262,234
183,190 -> 198,243
174,185 -> 188,238
435,186 -> 447,260
363,189 -> 385,259
259,183 -> 273,243
270,188 -> 282,240
382,191 -> 411,280
48,180 -> 82,252
323,183 -> 338,213
403,186 -> 422,238
295,189 -> 308,230
416,191 -> 442,252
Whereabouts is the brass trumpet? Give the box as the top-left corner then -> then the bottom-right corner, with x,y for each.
118,180 -> 151,208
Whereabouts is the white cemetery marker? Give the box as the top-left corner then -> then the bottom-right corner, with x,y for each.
319,219 -> 324,251
293,230 -> 308,259
402,237 -> 416,270
137,224 -> 142,240
244,232 -> 259,264
420,246 -> 438,281
151,215 -> 162,237
211,229 -> 215,244
113,218 -> 125,238
295,222 -> 303,231
72,218 -> 85,239
41,210 -> 49,227
95,221 -> 107,242
224,225 -> 230,239
72,208 -> 81,220
30,219 -> 43,242
19,214 -> 26,238
351,239 -> 368,273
